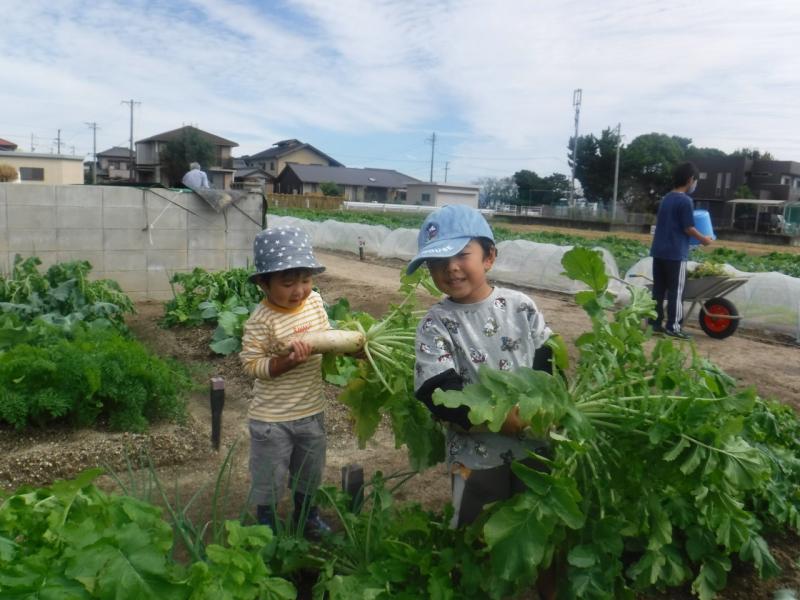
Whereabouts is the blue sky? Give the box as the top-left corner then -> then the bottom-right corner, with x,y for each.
2,0 -> 799,184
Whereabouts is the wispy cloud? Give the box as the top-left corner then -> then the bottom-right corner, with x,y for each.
1,0 -> 798,182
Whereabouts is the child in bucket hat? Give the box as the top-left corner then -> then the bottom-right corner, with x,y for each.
409,205 -> 559,597
240,226 -> 331,537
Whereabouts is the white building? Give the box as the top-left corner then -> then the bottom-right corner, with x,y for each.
0,151 -> 85,185
405,182 -> 479,209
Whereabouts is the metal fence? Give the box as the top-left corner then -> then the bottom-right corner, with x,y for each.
496,204 -> 656,226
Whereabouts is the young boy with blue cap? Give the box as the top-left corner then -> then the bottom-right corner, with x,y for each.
240,225 -> 331,537
408,204 -> 555,526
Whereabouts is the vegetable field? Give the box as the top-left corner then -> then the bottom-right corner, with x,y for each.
2,250 -> 799,599
271,207 -> 800,276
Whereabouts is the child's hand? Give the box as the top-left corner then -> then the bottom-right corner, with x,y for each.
287,339 -> 312,365
500,404 -> 526,436
268,339 -> 313,377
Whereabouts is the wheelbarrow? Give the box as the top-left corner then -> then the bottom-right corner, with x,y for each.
682,275 -> 749,339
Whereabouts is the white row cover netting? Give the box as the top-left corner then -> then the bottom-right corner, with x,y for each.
268,215 -> 390,255
267,214 -> 800,339
268,215 -> 623,295
626,258 -> 800,340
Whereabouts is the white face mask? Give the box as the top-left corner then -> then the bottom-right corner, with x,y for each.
688,180 -> 697,194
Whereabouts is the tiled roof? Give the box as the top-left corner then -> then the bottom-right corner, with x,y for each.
136,125 -> 238,147
97,146 -> 134,158
247,140 -> 343,166
281,164 -> 420,187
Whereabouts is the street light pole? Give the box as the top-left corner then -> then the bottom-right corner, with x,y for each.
611,123 -> 621,223
569,88 -> 582,207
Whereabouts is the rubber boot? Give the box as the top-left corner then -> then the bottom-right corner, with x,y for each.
256,505 -> 276,529
293,492 -> 331,538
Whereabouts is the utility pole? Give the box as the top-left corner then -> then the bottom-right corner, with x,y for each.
54,129 -> 62,154
611,123 -> 622,223
444,161 -> 449,183
30,133 -> 35,152
85,122 -> 99,184
121,99 -> 141,182
569,88 -> 582,207
427,132 -> 436,183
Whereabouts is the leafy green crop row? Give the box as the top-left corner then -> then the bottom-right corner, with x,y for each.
0,255 -> 135,332
270,207 -> 800,276
704,247 -> 800,278
0,469 -> 295,600
0,464 -> 527,600
320,248 -> 800,598
163,267 -> 262,355
0,318 -> 190,431
0,256 -> 190,431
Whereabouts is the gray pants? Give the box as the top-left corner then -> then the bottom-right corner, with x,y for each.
451,457 -> 547,528
248,413 -> 326,506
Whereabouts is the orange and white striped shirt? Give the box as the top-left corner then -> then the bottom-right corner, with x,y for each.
240,290 -> 330,422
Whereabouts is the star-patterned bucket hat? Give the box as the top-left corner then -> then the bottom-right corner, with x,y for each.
249,226 -> 325,282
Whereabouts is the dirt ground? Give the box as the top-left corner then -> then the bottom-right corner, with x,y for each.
1,249 -> 798,597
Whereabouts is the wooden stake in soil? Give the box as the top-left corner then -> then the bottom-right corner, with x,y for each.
341,464 -> 365,512
210,377 -> 225,451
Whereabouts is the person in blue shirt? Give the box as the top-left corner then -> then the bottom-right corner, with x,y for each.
649,162 -> 713,339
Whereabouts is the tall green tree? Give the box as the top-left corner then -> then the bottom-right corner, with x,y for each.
621,133 -> 686,213
685,146 -> 727,161
162,129 -> 215,187
731,147 -> 775,160
512,170 -> 567,205
541,173 -> 570,199
567,127 -> 620,204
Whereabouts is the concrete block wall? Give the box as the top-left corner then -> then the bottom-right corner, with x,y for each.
0,183 -> 264,301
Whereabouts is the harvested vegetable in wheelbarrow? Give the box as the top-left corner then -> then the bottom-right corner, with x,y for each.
688,261 -> 728,278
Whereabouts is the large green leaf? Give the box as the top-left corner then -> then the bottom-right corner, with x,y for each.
64,523 -> 184,600
560,247 -> 608,294
484,494 -> 555,582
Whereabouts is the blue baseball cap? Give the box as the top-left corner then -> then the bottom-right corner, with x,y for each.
406,204 -> 494,274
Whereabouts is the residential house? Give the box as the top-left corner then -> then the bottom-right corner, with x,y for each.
96,146 -> 135,182
404,182 -> 480,209
243,139 -> 343,180
135,125 -> 238,189
693,156 -> 800,229
232,157 -> 273,191
0,138 -> 18,151
274,164 -> 420,202
0,151 -> 84,184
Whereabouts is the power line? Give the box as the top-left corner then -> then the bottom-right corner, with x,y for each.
439,152 -> 564,161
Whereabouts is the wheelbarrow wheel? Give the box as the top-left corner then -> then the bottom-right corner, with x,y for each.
699,297 -> 739,339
